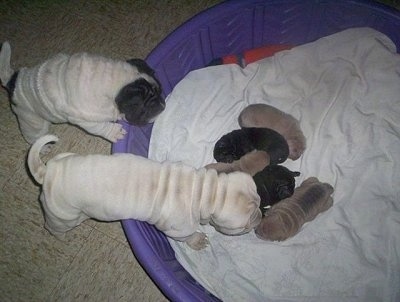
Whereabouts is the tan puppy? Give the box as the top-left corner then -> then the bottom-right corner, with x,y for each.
255,177 -> 333,241
205,150 -> 270,176
28,135 -> 262,250
238,104 -> 306,160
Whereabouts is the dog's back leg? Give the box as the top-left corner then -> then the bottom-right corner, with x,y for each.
40,192 -> 68,240
13,106 -> 50,144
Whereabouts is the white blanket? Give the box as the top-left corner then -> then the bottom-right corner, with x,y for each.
149,28 -> 400,302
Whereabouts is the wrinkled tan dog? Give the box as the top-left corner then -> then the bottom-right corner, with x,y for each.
28,135 -> 262,250
239,104 -> 306,160
255,177 -> 333,241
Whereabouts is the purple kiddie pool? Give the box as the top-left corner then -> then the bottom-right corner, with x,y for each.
113,0 -> 400,301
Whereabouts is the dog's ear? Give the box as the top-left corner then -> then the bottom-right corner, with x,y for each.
126,58 -> 155,76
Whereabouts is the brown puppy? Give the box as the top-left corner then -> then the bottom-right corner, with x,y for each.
255,177 -> 333,241
239,104 -> 306,160
205,150 -> 270,176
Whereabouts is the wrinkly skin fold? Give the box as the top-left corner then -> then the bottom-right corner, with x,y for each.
255,177 -> 333,241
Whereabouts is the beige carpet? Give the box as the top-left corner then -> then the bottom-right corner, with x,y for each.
0,1 -> 220,301
1,1 -> 398,301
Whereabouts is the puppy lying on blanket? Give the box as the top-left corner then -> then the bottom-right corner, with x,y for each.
255,177 -> 333,241
28,135 -> 262,250
0,41 -> 165,144
213,127 -> 289,165
253,165 -> 300,215
206,153 -> 299,215
239,104 -> 306,160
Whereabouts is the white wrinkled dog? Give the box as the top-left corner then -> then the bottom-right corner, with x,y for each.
0,41 -> 165,144
28,135 -> 262,250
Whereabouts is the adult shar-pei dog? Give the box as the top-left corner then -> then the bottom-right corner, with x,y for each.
0,41 -> 165,144
27,135 -> 262,250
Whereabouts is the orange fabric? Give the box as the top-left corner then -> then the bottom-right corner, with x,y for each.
221,44 -> 292,67
222,54 -> 241,65
243,45 -> 292,65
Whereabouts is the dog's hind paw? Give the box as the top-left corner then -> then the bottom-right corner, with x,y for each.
185,232 -> 209,250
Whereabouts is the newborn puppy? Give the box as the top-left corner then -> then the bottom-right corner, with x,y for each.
28,135 -> 262,250
255,177 -> 334,241
213,127 -> 289,165
253,165 -> 300,215
0,41 -> 165,144
205,150 -> 270,176
239,104 -> 306,160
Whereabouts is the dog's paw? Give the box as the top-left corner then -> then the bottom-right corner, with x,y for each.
107,123 -> 127,142
185,232 -> 209,250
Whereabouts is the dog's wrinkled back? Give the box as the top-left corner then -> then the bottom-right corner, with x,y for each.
27,135 -> 262,249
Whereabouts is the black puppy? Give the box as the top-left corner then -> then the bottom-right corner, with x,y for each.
253,165 -> 300,215
0,41 -> 165,144
213,127 -> 289,165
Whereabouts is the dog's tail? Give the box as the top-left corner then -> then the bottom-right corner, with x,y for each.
0,41 -> 14,86
28,135 -> 59,184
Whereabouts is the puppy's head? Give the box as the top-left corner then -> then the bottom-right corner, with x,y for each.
115,59 -> 165,125
242,127 -> 289,165
213,129 -> 253,163
210,172 -> 262,236
253,165 -> 300,214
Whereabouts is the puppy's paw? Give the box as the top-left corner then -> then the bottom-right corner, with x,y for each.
107,123 -> 127,142
185,232 -> 209,250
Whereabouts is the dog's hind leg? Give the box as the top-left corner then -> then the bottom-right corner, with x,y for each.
40,191 -> 85,239
12,106 -> 50,144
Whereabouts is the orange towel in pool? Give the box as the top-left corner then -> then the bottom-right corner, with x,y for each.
209,44 -> 292,67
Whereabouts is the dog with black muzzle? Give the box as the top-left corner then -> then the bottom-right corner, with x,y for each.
27,135 -> 262,250
0,41 -> 165,144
